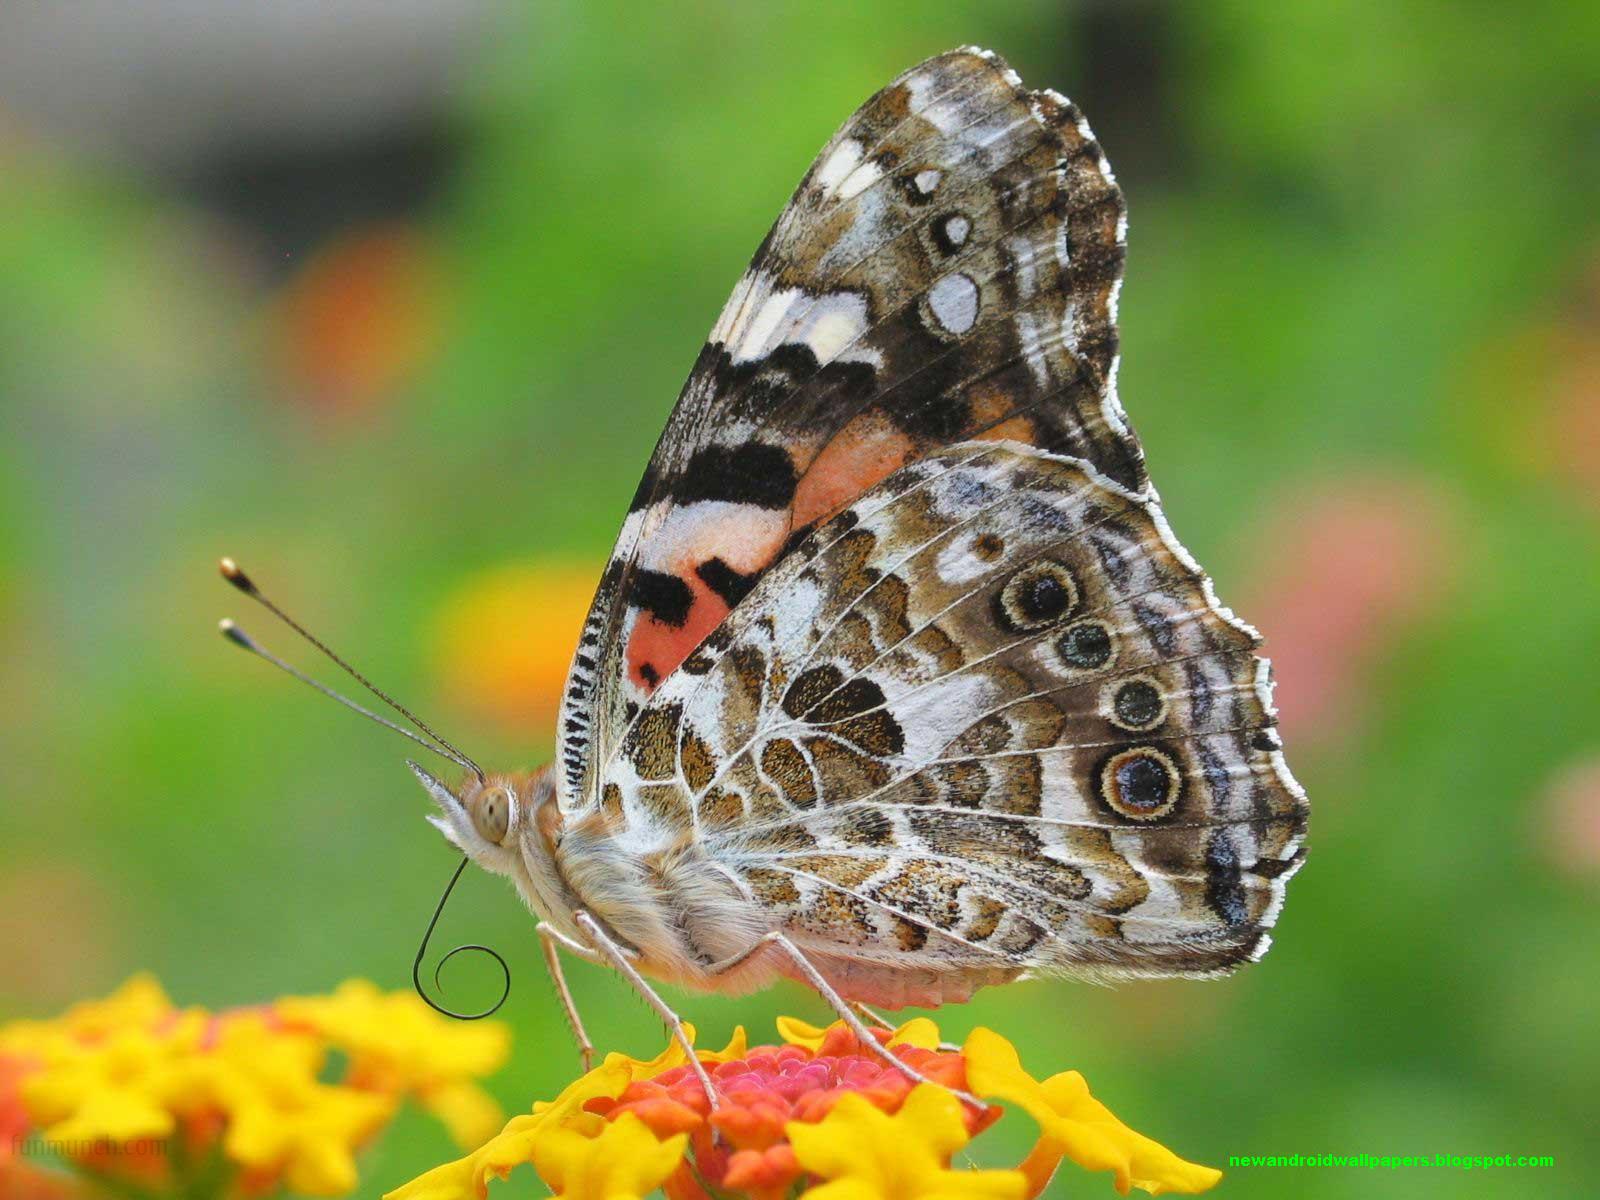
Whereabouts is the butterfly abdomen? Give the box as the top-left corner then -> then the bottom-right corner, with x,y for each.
549,808 -> 775,991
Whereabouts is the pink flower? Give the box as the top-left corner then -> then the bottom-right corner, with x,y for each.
1243,476 -> 1456,746
1539,754 -> 1600,875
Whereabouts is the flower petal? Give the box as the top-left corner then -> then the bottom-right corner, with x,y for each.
605,1025 -> 699,1079
386,1062 -> 634,1200
40,1088 -> 175,1144
283,1132 -> 362,1197
710,1026 -> 750,1064
421,1081 -> 505,1149
963,1028 -> 1220,1196
59,975 -> 175,1038
788,1085 -> 1025,1200
775,1017 -> 829,1053
531,1112 -> 687,1200
886,1019 -> 942,1052
382,1154 -> 480,1200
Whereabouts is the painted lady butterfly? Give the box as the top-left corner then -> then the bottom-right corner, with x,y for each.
225,47 -> 1307,1101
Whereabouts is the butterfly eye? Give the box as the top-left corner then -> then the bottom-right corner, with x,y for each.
470,786 -> 513,845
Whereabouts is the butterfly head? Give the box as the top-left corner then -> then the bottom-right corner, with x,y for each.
409,760 -> 564,877
411,760 -> 537,868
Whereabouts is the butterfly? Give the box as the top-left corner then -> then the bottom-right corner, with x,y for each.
223,46 -> 1307,1103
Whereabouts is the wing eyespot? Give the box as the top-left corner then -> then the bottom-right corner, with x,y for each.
1055,619 -> 1116,672
994,559 -> 1079,634
1098,746 -> 1182,821
1103,675 -> 1166,731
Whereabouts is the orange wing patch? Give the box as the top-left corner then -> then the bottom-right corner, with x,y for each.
793,412 -> 916,531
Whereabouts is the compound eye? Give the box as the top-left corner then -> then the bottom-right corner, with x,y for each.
470,786 -> 513,844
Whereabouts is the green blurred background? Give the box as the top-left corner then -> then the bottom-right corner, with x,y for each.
3,2 -> 1598,1196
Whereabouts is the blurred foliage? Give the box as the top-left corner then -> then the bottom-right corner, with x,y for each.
1,2 -> 1598,1197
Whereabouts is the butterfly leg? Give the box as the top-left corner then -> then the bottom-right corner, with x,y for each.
536,922 -> 598,1073
570,911 -> 719,1109
758,932 -> 983,1110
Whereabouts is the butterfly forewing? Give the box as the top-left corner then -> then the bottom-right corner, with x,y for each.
559,47 -> 1140,806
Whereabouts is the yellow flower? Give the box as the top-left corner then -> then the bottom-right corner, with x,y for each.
386,1060 -> 634,1200
45,975 -> 175,1041
963,1028 -> 1222,1197
204,1014 -> 397,1197
787,1084 -> 1026,1200
390,1016 -> 1222,1200
223,1074 -> 393,1196
4,976 -> 513,1199
773,1015 -> 835,1054
278,977 -> 511,1145
384,1024 -> 750,1200
530,1112 -> 686,1200
19,1012 -> 207,1144
0,974 -> 175,1063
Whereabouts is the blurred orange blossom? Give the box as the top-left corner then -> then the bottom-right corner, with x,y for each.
274,223 -> 445,418
433,561 -> 599,734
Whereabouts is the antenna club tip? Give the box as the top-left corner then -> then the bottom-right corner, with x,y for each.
218,557 -> 255,593
218,618 -> 251,648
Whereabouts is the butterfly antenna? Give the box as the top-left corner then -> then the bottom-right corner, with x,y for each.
413,856 -> 510,1020
218,557 -> 485,782
218,618 -> 474,774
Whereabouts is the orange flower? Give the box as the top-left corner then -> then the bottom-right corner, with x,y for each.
274,223 -> 444,417
2,1053 -> 35,1162
591,1019 -> 995,1200
0,1159 -> 88,1200
1463,245 -> 1600,510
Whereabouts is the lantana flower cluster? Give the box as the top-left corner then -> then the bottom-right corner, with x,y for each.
0,975 -> 509,1198
389,1016 -> 1221,1200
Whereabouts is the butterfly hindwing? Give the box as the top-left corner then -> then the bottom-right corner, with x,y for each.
596,443 -> 1307,1001
559,47 -> 1138,804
